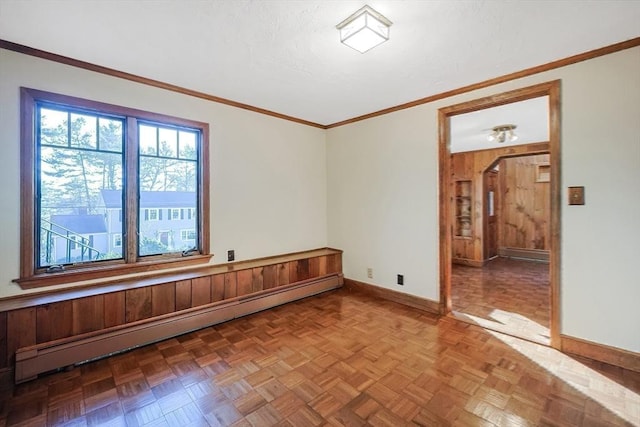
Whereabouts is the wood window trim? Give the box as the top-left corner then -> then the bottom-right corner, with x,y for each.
5,248 -> 341,301
15,254 -> 213,289
16,87 -> 211,289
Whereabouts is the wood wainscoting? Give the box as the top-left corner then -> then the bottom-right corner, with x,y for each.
0,248 -> 343,383
343,279 -> 441,315
450,142 -> 549,266
451,257 -> 487,268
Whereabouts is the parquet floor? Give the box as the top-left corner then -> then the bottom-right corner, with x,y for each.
451,258 -> 550,345
1,288 -> 638,427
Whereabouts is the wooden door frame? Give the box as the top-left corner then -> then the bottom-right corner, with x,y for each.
483,168 -> 499,261
438,80 -> 561,348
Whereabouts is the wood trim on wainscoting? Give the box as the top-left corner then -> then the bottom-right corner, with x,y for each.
561,334 -> 640,373
0,247 -> 343,312
343,278 -> 441,315
15,255 -> 215,289
2,37 -> 639,129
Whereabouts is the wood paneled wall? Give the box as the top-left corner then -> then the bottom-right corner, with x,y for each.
499,155 -> 550,251
0,249 -> 342,372
451,143 -> 549,265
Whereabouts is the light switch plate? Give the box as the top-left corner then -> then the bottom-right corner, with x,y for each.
568,186 -> 585,205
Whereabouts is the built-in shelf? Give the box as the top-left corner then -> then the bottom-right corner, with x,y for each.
537,163 -> 550,182
455,180 -> 472,237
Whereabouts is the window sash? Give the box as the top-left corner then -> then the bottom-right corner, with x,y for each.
36,103 -> 125,268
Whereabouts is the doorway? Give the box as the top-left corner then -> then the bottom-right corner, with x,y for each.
438,81 -> 561,348
453,152 -> 551,344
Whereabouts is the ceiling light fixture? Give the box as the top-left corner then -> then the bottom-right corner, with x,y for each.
336,5 -> 392,53
487,124 -> 518,143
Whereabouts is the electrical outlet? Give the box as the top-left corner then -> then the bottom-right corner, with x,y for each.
397,274 -> 404,286
227,250 -> 235,262
367,268 -> 373,279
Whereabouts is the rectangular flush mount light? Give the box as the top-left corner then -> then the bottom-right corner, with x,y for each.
336,5 -> 392,53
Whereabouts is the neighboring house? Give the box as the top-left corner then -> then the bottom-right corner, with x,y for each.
48,214 -> 107,263
44,191 -> 198,264
99,190 -> 197,254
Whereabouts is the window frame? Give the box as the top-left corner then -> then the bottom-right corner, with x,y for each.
17,88 -> 211,288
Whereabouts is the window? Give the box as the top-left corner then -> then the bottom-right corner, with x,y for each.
181,229 -> 196,241
18,88 -> 210,286
145,208 -> 159,221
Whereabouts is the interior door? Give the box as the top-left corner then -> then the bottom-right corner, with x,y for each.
484,169 -> 499,260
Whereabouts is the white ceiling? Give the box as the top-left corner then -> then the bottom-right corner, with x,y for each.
0,1 -> 639,126
450,96 -> 549,153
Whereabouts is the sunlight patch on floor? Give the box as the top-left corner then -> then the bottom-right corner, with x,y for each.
486,329 -> 640,426
453,309 -> 550,346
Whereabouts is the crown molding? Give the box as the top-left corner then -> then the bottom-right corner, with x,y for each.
2,37 -> 639,130
0,39 -> 326,129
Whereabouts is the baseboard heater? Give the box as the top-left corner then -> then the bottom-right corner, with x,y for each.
15,274 -> 342,384
498,247 -> 549,262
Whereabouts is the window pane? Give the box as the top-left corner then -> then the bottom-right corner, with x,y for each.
139,124 -> 157,155
40,108 -> 68,147
70,113 -> 97,149
138,194 -> 197,255
159,128 -> 178,158
39,138 -> 124,267
99,118 -> 123,152
139,143 -> 198,256
179,131 -> 197,160
140,156 -> 197,192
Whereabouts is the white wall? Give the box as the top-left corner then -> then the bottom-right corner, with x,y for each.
1,45 -> 639,354
0,49 -> 328,298
327,46 -> 640,353
327,108 -> 440,300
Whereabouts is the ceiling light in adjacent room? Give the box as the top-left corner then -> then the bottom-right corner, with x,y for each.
336,5 -> 392,53
487,124 -> 518,143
